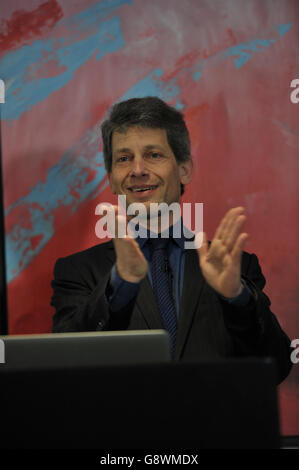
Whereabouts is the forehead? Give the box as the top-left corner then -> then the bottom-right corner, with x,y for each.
111,126 -> 171,153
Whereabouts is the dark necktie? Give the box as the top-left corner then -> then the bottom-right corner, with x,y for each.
149,238 -> 177,357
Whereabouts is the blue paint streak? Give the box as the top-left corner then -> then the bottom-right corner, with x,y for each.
1,17 -> 124,121
71,0 -> 132,28
193,71 -> 201,81
224,39 -> 276,68
0,0 -> 132,121
120,69 -> 184,110
192,23 -> 292,80
276,23 -> 292,36
6,147 -> 107,282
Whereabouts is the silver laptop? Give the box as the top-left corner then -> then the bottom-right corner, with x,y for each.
0,330 -> 171,370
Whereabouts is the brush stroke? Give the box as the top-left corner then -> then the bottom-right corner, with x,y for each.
0,0 -> 132,121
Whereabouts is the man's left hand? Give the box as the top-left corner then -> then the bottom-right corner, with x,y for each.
197,207 -> 249,298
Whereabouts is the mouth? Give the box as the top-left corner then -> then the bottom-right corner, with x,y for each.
127,185 -> 158,197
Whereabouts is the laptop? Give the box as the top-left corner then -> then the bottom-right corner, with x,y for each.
0,329 -> 171,370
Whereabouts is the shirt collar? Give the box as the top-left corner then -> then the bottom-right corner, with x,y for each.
134,217 -> 191,250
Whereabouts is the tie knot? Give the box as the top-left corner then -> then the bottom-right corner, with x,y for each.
148,236 -> 169,252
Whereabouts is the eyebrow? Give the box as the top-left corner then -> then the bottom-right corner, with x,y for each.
113,147 -> 131,155
113,144 -> 166,155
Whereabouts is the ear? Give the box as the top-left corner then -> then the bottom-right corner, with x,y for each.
108,173 -> 116,194
179,159 -> 193,185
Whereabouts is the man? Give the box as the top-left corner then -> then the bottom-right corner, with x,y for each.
51,97 -> 292,383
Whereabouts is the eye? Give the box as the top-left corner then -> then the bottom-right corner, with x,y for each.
117,155 -> 129,162
148,152 -> 162,159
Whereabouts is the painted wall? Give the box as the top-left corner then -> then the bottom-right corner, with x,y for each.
0,0 -> 298,435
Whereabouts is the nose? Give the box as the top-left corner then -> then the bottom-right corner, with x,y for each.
129,156 -> 148,178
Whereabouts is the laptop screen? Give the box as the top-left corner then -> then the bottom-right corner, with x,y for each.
0,329 -> 171,370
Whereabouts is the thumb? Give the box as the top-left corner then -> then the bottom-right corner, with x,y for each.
196,232 -> 208,257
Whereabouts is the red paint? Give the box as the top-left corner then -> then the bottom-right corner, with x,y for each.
85,169 -> 97,184
163,50 -> 201,81
0,0 -> 63,57
162,27 -> 238,83
138,27 -> 155,39
5,204 -> 33,232
226,28 -> 237,45
69,187 -> 81,200
30,234 -> 44,251
14,234 -> 43,267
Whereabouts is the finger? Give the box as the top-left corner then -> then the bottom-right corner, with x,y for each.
230,232 -> 249,264
114,236 -> 148,281
114,203 -> 127,217
197,232 -> 208,256
113,234 -> 140,255
224,214 -> 247,252
214,207 -> 244,240
220,207 -> 245,242
213,210 -> 230,240
115,214 -> 133,238
99,203 -> 127,238
206,239 -> 227,263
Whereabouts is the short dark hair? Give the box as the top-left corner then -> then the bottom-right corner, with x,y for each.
101,97 -> 191,195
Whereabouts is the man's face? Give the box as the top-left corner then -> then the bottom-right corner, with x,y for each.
108,126 -> 192,214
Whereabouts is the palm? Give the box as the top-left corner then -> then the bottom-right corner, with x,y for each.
114,236 -> 148,283
197,207 -> 248,298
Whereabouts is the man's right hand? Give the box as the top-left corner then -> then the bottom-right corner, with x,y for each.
104,204 -> 148,283
114,236 -> 148,283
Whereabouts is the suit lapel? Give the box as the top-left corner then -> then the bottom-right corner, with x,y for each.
174,248 -> 206,359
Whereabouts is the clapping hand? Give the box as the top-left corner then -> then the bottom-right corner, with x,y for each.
197,207 -> 248,298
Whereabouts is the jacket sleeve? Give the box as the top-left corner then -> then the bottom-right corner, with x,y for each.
51,256 -> 137,333
51,256 -> 111,332
221,252 -> 293,384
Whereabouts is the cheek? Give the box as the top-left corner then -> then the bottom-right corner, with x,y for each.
109,171 -> 123,192
163,169 -> 181,199
108,176 -> 116,192
170,168 -> 181,190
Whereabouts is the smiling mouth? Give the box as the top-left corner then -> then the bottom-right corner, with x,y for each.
128,185 -> 158,193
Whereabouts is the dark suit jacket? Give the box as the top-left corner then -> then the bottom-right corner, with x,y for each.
51,240 -> 292,383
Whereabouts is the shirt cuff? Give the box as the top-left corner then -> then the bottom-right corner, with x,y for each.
219,278 -> 253,307
107,264 -> 141,312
